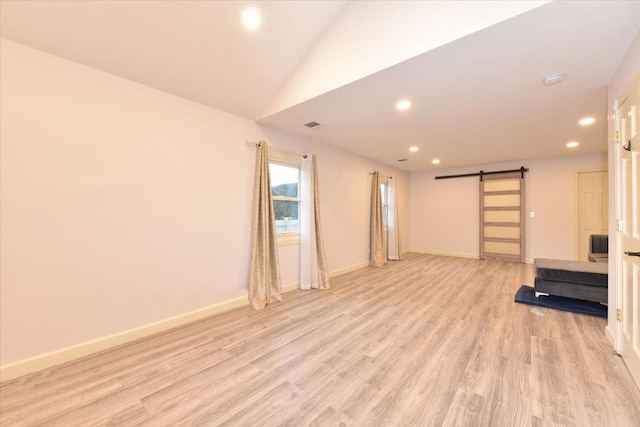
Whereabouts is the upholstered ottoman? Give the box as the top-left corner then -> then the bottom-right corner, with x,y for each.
534,258 -> 608,303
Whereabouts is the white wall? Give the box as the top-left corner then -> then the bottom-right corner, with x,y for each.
606,31 -> 640,344
260,126 -> 410,273
409,154 -> 607,261
0,39 -> 408,366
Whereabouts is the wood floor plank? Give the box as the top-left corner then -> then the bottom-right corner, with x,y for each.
1,253 -> 639,426
479,358 -> 532,427
531,336 -> 586,426
441,388 -> 486,427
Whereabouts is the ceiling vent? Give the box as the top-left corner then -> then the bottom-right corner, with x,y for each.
304,121 -> 321,129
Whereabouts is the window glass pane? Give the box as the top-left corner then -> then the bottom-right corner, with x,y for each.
380,182 -> 388,225
270,164 -> 298,197
274,200 -> 299,233
274,200 -> 299,220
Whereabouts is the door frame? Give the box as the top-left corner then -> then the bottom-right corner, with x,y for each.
573,169 -> 608,261
611,98 -> 623,353
613,73 -> 640,388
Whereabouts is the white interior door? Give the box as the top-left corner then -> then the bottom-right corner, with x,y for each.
617,72 -> 640,389
577,171 -> 608,261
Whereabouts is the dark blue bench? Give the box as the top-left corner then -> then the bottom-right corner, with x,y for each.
534,258 -> 608,303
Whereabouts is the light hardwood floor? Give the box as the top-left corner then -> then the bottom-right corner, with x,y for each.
1,253 -> 639,426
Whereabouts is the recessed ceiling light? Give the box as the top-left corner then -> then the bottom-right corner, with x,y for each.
566,141 -> 579,148
579,117 -> 596,126
396,100 -> 412,111
432,159 -> 441,164
242,8 -> 261,30
409,146 -> 419,152
542,73 -> 564,86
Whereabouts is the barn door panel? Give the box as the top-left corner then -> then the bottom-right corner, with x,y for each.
480,172 -> 525,263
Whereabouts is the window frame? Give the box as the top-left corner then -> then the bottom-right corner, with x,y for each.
268,149 -> 301,246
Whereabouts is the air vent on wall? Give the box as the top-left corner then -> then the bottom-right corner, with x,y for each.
304,121 -> 321,129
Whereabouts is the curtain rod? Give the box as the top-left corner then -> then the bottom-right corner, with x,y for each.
246,140 -> 308,158
369,172 -> 394,179
435,166 -> 528,180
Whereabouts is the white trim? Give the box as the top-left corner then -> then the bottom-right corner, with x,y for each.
408,249 -> 479,259
0,294 -> 250,382
267,147 -> 301,166
273,196 -> 300,202
329,261 -> 369,277
282,280 -> 300,293
408,249 -> 533,264
605,325 -> 617,351
612,98 -> 622,353
0,260 -> 370,383
277,233 -> 301,246
573,170 -> 579,260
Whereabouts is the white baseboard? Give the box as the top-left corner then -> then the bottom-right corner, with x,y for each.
0,261 -> 369,383
329,261 -> 369,277
409,249 -> 534,265
605,325 -> 617,352
0,292 -> 252,383
282,281 -> 300,293
408,249 -> 479,259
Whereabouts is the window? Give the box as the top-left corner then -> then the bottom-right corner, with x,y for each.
268,149 -> 301,244
380,179 -> 388,227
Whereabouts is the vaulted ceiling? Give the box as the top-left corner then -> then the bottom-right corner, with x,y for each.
2,1 -> 639,171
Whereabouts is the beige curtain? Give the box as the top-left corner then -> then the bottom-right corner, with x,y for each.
387,176 -> 402,261
300,154 -> 330,290
248,142 -> 282,310
370,171 -> 386,267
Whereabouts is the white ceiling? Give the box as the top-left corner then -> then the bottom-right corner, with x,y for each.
0,0 -> 346,119
260,1 -> 640,171
2,1 -> 639,171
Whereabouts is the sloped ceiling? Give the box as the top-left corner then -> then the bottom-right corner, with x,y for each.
2,1 -> 639,171
0,0 -> 346,119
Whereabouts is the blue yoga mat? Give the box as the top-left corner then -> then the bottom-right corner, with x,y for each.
514,285 -> 607,318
